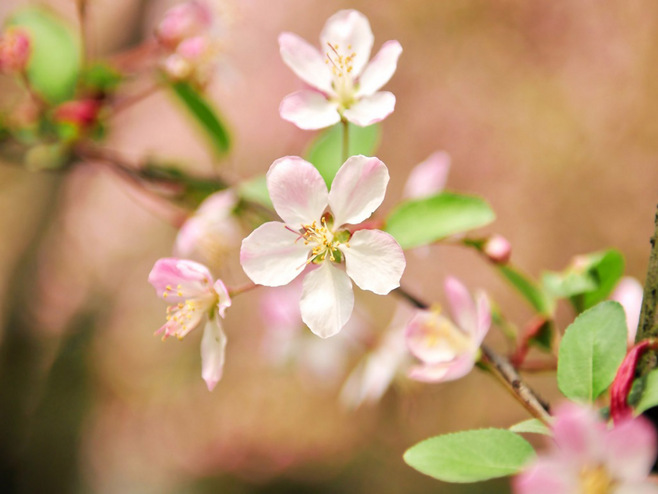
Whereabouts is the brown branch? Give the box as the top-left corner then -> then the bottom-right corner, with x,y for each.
637,205 -> 658,373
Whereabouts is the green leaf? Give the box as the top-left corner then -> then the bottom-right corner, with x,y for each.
305,122 -> 380,185
79,62 -> 122,94
581,250 -> 625,309
557,301 -> 628,402
170,81 -> 230,156
385,192 -> 495,250
9,8 -> 81,103
635,369 -> 658,414
404,429 -> 535,483
509,419 -> 552,436
498,265 -> 555,316
238,175 -> 272,208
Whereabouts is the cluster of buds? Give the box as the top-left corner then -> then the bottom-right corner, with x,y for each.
155,1 -> 221,85
0,27 -> 30,74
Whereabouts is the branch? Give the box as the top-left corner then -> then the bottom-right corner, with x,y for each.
637,205 -> 658,373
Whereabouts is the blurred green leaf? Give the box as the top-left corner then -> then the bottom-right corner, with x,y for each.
499,265 -> 555,316
170,81 -> 230,156
79,62 -> 122,95
557,301 -> 627,402
385,192 -> 495,250
305,122 -> 380,186
509,419 -> 552,436
238,175 -> 272,208
404,429 -> 535,483
9,8 -> 80,103
140,163 -> 226,207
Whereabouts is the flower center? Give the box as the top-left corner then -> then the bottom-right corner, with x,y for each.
579,465 -> 614,494
422,314 -> 472,356
301,217 -> 345,264
325,42 -> 356,106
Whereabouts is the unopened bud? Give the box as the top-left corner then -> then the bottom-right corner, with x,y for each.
0,28 -> 31,73
483,234 -> 511,264
53,99 -> 100,128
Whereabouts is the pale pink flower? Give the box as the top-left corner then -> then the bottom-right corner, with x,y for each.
406,277 -> 490,382
148,258 -> 231,390
611,277 -> 643,345
514,403 -> 658,494
174,189 -> 241,263
278,9 -> 402,130
240,155 -> 405,338
155,1 -> 213,50
0,27 -> 30,73
162,35 -> 218,83
402,151 -> 451,199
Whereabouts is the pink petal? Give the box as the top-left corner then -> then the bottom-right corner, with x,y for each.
240,222 -> 310,286
213,279 -> 232,318
341,229 -> 405,295
148,258 -> 214,303
300,262 -> 354,338
604,417 -> 657,482
356,40 -> 402,97
328,155 -> 389,226
320,10 -> 373,77
552,403 -> 606,465
405,311 -> 463,363
513,457 -> 576,494
474,290 -> 492,344
611,277 -> 643,345
444,277 -> 478,336
278,32 -> 334,94
266,156 -> 328,228
342,91 -> 395,126
408,353 -> 477,383
402,151 -> 451,199
279,90 -> 341,130
200,315 -> 227,391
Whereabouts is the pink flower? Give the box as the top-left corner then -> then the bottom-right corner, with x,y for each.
402,151 -> 451,199
278,9 -> 402,130
174,189 -> 241,263
406,277 -> 490,382
0,27 -> 30,73
155,1 -> 213,50
514,403 -> 658,494
611,277 -> 644,345
161,35 -> 218,83
240,155 -> 405,338
148,258 -> 231,390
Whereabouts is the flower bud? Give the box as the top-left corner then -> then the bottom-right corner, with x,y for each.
483,234 -> 511,264
53,99 -> 101,128
0,28 -> 31,73
155,1 -> 212,50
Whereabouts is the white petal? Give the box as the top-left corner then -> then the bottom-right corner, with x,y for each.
320,9 -> 373,77
474,290 -> 491,344
343,91 -> 396,126
328,155 -> 389,226
402,151 -> 451,199
240,222 -> 309,286
408,353 -> 476,383
356,40 -> 402,97
278,32 -> 334,94
266,156 -> 328,228
300,263 -> 354,338
280,90 -> 341,130
341,229 -> 405,295
201,315 -> 227,391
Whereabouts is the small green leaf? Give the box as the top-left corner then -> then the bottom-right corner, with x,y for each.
170,81 -> 230,156
557,301 -> 627,402
305,122 -> 380,185
238,175 -> 272,208
635,369 -> 658,414
581,250 -> 625,309
385,192 -> 495,250
498,265 -> 555,316
9,8 -> 81,103
509,419 -> 552,436
404,429 -> 535,483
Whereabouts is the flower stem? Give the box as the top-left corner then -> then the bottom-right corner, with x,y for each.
341,118 -> 349,163
394,286 -> 552,424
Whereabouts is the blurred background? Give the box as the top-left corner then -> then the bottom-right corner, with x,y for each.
0,0 -> 657,492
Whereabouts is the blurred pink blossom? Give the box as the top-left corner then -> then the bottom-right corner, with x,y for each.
406,277 -> 490,383
611,277 -> 643,345
402,151 -> 451,199
240,155 -> 405,338
155,1 -> 213,50
148,258 -> 231,390
278,9 -> 402,129
0,27 -> 30,73
514,403 -> 658,494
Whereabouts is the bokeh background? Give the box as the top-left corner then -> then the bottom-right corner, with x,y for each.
1,0 -> 657,492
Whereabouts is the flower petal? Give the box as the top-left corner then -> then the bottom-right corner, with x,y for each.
408,353 -> 476,383
356,40 -> 402,97
267,156 -> 329,227
213,279 -> 232,318
513,457 -> 577,494
342,91 -> 395,126
329,155 -> 389,226
604,416 -> 657,482
148,258 -> 214,303
552,403 -> 606,464
320,9 -> 373,77
402,151 -> 451,199
405,311 -> 469,364
279,32 -> 334,94
300,262 -> 354,338
611,277 -> 644,345
201,315 -> 227,391
474,290 -> 491,344
240,222 -> 309,286
279,90 -> 341,130
445,276 -> 477,336
341,229 -> 405,295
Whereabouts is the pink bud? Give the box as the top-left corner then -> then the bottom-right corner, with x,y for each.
0,28 -> 31,73
53,99 -> 100,128
483,234 -> 511,264
610,340 -> 656,424
155,1 -> 213,50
